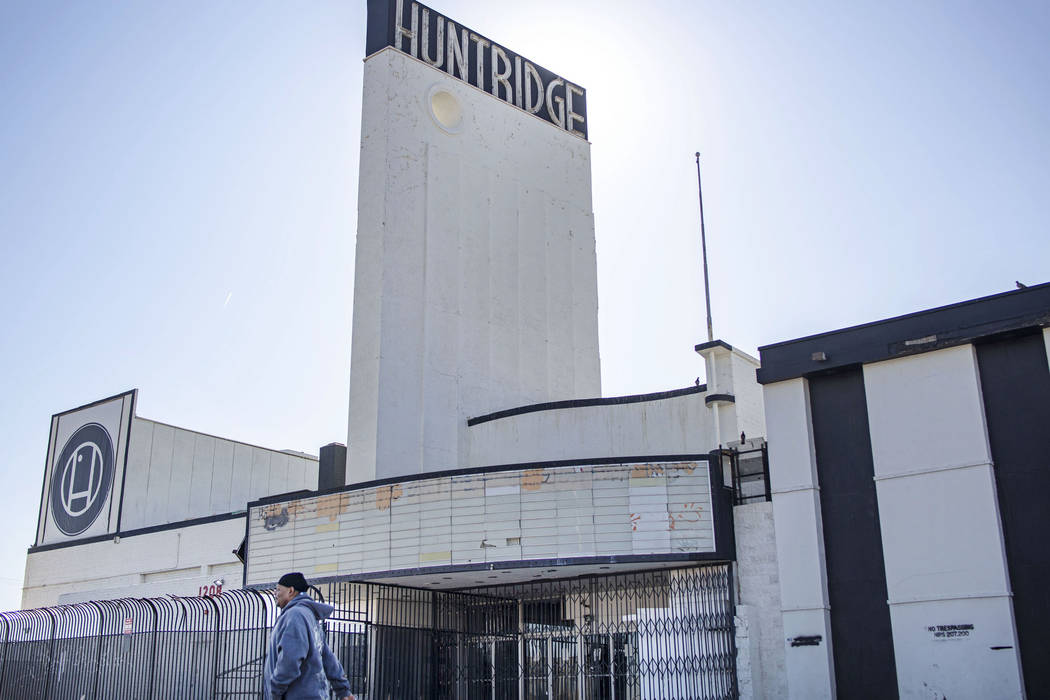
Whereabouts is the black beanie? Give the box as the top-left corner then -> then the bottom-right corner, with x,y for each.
278,572 -> 309,592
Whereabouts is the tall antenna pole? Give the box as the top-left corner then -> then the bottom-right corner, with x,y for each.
695,152 -> 714,342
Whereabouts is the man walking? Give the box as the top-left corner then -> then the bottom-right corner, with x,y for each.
264,572 -> 354,700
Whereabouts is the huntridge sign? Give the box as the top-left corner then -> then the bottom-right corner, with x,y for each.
366,0 -> 588,139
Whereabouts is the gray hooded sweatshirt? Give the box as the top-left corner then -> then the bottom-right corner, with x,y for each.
264,593 -> 351,700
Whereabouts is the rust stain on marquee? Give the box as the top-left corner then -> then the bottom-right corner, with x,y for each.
317,493 -> 348,522
376,484 -> 404,510
520,469 -> 548,491
631,464 -> 665,479
668,502 -> 703,530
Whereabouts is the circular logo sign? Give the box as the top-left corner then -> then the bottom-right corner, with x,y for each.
49,423 -> 115,536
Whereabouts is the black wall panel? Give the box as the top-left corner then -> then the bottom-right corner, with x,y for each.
976,331 -> 1050,696
809,368 -> 899,699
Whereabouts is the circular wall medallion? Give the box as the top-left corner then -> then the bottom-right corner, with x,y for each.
427,85 -> 463,133
50,423 -> 115,536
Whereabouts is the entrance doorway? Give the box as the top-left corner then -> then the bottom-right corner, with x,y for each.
325,564 -> 737,699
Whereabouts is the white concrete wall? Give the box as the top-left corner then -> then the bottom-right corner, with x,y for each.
695,344 -> 763,449
730,351 -> 766,442
763,378 -> 836,699
465,390 -> 713,468
120,418 -> 317,530
467,346 -> 765,469
347,47 -> 601,484
247,461 -> 713,585
864,346 -> 1025,699
22,518 -> 245,609
734,502 -> 787,700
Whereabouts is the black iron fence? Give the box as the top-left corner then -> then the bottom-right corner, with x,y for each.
724,444 -> 771,506
0,589 -> 273,700
0,565 -> 735,699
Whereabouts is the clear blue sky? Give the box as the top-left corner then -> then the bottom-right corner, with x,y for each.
1,0 -> 1047,610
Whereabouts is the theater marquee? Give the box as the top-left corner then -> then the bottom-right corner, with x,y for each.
245,459 -> 728,586
366,0 -> 588,138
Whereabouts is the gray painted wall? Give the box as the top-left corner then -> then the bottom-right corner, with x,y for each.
120,418 -> 317,530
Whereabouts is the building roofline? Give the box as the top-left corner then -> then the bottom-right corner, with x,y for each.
757,282 -> 1050,384
466,385 -> 706,427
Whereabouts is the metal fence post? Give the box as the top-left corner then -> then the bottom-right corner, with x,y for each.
88,600 -> 105,700
205,593 -> 221,699
144,598 -> 159,700
41,607 -> 56,700
0,613 -> 9,695
251,587 -> 272,696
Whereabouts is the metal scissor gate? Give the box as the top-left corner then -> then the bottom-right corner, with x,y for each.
428,565 -> 738,700
0,564 -> 736,699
